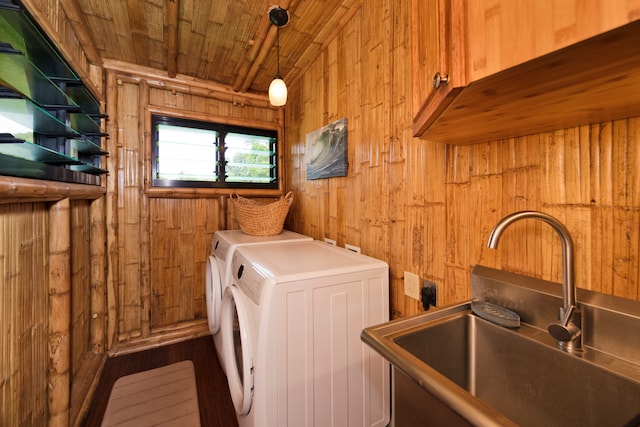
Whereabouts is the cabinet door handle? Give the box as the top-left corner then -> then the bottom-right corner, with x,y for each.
433,72 -> 450,89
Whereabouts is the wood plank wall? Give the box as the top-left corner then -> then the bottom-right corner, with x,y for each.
0,203 -> 49,425
0,196 -> 104,426
3,0 -> 640,424
71,201 -> 91,378
104,68 -> 280,352
284,0 -> 640,319
0,1 -> 108,425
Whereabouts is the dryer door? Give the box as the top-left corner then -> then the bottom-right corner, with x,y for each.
205,256 -> 223,334
221,285 -> 254,415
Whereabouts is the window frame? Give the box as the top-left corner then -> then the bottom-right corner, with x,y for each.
150,114 -> 281,193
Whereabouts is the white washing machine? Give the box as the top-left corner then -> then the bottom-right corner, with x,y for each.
220,240 -> 390,427
205,229 -> 311,370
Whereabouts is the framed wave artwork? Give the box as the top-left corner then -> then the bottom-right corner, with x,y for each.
306,117 -> 348,180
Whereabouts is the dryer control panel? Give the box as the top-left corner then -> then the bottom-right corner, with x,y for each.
231,252 -> 265,305
213,237 -> 231,261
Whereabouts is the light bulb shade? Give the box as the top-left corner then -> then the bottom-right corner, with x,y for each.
269,77 -> 288,106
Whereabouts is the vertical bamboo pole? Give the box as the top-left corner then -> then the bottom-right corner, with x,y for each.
139,80 -> 151,337
105,72 -> 120,349
90,196 -> 106,353
218,195 -> 227,230
48,198 -> 71,427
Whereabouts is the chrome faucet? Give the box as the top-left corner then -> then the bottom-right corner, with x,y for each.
487,211 -> 583,353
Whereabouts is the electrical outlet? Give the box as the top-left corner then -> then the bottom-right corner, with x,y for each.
421,280 -> 438,310
404,271 -> 421,300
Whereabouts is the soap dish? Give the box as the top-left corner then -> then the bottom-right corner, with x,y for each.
471,301 -> 521,328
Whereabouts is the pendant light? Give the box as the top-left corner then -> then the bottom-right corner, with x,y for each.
268,6 -> 289,107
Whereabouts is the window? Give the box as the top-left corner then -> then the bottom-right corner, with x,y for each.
151,115 -> 278,189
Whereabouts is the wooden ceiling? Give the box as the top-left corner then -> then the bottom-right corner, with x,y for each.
66,0 -> 363,96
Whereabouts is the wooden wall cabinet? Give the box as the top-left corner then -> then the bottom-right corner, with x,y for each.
411,0 -> 466,138
412,1 -> 640,145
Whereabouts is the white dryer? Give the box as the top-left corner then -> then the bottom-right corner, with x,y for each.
205,229 -> 311,370
220,240 -> 390,427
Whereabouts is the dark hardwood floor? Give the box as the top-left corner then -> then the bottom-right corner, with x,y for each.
81,336 -> 238,427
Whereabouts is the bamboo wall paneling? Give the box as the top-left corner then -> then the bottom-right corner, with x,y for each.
103,60 -> 273,109
149,198 -> 218,328
629,119 -> 640,206
105,72 -> 121,350
444,144 -> 471,272
444,156 -> 472,304
592,207 -> 613,296
284,0 -> 640,322
401,137 -> 447,312
273,0 -> 355,89
0,0 -> 109,410
358,0 -> 391,266
48,198 -> 71,427
139,80 -> 152,338
324,38 -> 339,124
102,65 -> 281,350
69,199 -> 108,426
70,200 -> 91,378
3,1 -> 640,424
118,80 -> 143,339
322,38 -> 342,243
90,196 -> 107,353
294,57 -> 326,239
0,204 -> 49,426
402,206 -> 423,314
467,142 -> 502,275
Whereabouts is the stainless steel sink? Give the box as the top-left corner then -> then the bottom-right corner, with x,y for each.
362,266 -> 640,427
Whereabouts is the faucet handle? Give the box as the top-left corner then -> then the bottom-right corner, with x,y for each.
548,305 -> 581,342
559,305 -> 576,326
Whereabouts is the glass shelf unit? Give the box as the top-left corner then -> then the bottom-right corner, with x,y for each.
0,153 -> 100,184
0,48 -> 81,110
69,138 -> 108,156
0,140 -> 81,164
0,1 -> 109,184
0,96 -> 79,138
0,4 -> 77,80
64,83 -> 105,117
69,163 -> 108,175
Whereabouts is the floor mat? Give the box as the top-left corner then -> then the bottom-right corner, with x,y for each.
101,360 -> 201,426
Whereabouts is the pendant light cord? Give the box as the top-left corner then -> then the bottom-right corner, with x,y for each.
276,27 -> 281,78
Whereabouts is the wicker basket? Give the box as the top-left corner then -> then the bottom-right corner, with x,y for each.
230,191 -> 294,236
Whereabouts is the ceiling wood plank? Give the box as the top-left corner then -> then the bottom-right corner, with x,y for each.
232,2 -> 280,92
59,0 -> 103,65
126,0 -> 151,66
166,0 -> 179,77
70,0 -> 365,96
233,0 -> 299,93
